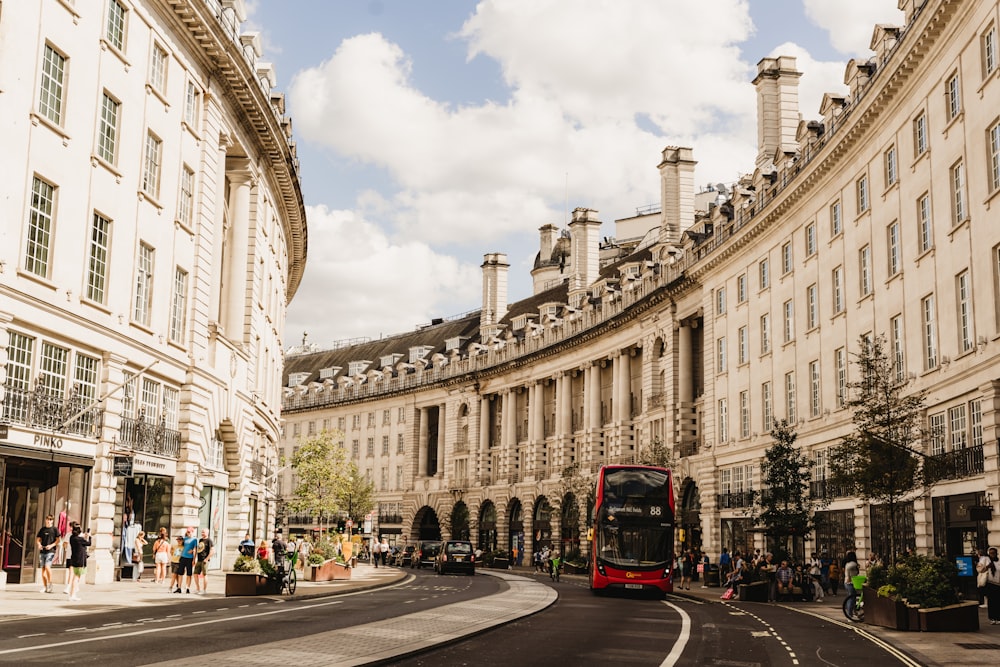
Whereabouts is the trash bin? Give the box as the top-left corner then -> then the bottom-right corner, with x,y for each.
705,565 -> 720,587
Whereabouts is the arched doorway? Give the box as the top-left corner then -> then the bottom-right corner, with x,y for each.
478,500 -> 497,551
561,492 -> 581,557
451,500 -> 470,541
508,498 -> 524,565
680,480 -> 702,551
532,496 -> 553,553
412,506 -> 441,541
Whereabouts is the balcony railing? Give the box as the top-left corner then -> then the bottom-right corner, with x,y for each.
809,479 -> 852,500
717,491 -> 756,509
378,514 -> 403,524
926,444 -> 985,482
2,382 -> 104,438
119,411 -> 181,459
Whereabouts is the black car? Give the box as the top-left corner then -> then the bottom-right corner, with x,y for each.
435,540 -> 475,575
413,540 -> 442,569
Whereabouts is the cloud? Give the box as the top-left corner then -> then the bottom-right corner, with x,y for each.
284,205 -> 481,347
802,0 -> 905,55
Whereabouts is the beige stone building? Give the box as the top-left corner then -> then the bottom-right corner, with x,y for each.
282,0 -> 998,565
0,0 -> 306,584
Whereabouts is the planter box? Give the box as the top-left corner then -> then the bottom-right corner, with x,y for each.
563,563 -> 588,575
491,558 -> 510,569
308,559 -> 353,582
863,587 -> 909,630
226,572 -> 265,597
916,601 -> 980,632
738,582 -> 768,602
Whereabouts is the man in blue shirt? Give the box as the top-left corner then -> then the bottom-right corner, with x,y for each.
175,527 -> 198,594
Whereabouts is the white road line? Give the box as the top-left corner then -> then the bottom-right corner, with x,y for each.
0,599 -> 346,657
659,600 -> 691,667
17,634 -> 44,639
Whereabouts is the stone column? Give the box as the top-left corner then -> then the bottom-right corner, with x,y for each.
479,396 -> 490,483
222,160 -> 253,341
418,407 -> 429,478
437,403 -> 446,477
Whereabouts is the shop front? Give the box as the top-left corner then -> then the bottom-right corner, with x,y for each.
198,485 -> 227,571
113,453 -> 176,577
1,428 -> 93,586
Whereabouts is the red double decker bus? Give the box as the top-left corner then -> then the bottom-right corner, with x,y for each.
589,464 -> 675,596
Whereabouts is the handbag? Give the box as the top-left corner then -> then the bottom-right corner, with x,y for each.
721,587 -> 735,600
978,570 -> 990,588
132,551 -> 142,563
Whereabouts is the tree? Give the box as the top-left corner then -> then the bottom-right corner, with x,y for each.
754,420 -> 815,562
288,430 -> 347,535
637,436 -> 677,469
335,461 -> 375,531
557,462 -> 595,528
828,335 -> 929,561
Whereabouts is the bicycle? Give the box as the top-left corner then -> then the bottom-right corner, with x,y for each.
842,574 -> 866,622
549,557 -> 562,582
274,548 -> 298,595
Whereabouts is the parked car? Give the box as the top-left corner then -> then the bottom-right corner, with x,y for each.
413,541 -> 442,569
435,540 -> 476,576
396,545 -> 416,567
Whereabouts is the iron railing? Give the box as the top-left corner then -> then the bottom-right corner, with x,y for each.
717,491 -> 756,509
1,382 -> 103,437
119,411 -> 180,459
926,443 -> 985,481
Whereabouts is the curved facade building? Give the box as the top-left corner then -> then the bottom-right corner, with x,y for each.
282,0 -> 998,565
0,0 -> 306,583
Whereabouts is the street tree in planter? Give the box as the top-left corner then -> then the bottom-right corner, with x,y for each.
288,430 -> 348,536
753,420 -> 818,562
828,335 -> 936,562
334,461 -> 375,533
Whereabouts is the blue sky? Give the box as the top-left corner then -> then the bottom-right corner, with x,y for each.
245,1 -> 905,348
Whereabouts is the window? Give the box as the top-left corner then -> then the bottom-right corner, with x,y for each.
366,437 -> 374,457
884,145 -> 898,187
957,270 -> 973,353
809,360 -> 821,418
913,112 -> 928,156
292,422 -> 301,437
783,300 -> 794,343
949,405 -> 968,451
97,93 -> 120,164
760,313 -> 771,354
762,381 -> 773,433
946,73 -> 961,120
381,435 -> 389,456
367,412 -> 375,427
307,420 -> 316,436
396,465 -> 404,490
716,287 -> 726,315
717,398 -> 728,442
351,439 -> 359,458
352,414 -> 360,429
738,326 -> 748,364
169,267 -> 188,343
150,43 -> 168,92
891,314 -> 905,383
759,258 -> 770,289
397,433 -> 404,454
835,347 -> 847,409
856,175 -> 869,214
717,337 -> 727,373
184,80 -> 200,127
133,243 -> 154,326
951,160 -> 967,224
983,23 -> 997,78
25,177 -> 55,278
859,245 -> 872,296
806,284 -> 818,329
830,201 -> 842,236
971,399 -> 983,447
397,407 -> 405,423
106,0 -> 127,51
86,212 -> 111,303
178,166 -> 195,226
785,371 -> 796,423
832,266 -> 844,314
781,242 -> 793,274
922,294 -> 938,369
805,223 -> 817,256
382,409 -> 391,425
38,44 -> 66,125
737,274 -> 747,303
989,121 -> 1000,192
929,412 -> 946,455
739,390 -> 750,438
887,221 -> 901,276
142,132 -> 162,198
917,193 -> 933,253
337,416 -> 346,431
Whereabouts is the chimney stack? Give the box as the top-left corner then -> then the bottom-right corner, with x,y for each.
568,208 -> 601,305
658,146 -> 696,244
753,56 -> 801,171
480,253 -> 509,337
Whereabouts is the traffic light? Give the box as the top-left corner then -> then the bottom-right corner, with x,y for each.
337,519 -> 346,533
679,528 -> 686,543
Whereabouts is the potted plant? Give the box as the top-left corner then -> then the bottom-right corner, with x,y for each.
867,554 -> 979,632
561,547 -> 588,574
226,555 -> 264,596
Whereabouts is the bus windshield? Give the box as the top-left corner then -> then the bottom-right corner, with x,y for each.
595,468 -> 673,568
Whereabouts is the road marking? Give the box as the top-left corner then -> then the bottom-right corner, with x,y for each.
17,634 -> 45,639
191,611 -> 206,615
0,599 -> 346,656
781,606 -> 924,667
659,600 -> 691,667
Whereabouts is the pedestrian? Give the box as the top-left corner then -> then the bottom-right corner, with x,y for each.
808,553 -> 824,602
680,549 -> 694,590
820,551 -> 832,595
979,546 -> 1000,624
174,527 -> 197,593
36,514 -> 59,593
194,528 -> 214,594
380,537 -> 389,566
153,528 -> 171,584
257,539 -> 269,560
298,538 -> 311,571
132,530 -> 148,581
975,548 -> 988,607
828,559 -> 841,596
843,552 -> 860,619
701,551 -> 711,588
271,532 -> 287,565
169,536 -> 184,591
67,522 -> 91,602
719,548 -> 732,579
371,538 -> 381,567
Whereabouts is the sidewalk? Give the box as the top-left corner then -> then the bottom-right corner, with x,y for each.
673,582 -> 1000,667
0,562 -> 408,620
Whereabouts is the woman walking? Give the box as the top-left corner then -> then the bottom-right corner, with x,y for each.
132,530 -> 148,581
67,523 -> 91,602
153,528 -> 171,584
979,547 -> 1000,625
843,552 -> 860,619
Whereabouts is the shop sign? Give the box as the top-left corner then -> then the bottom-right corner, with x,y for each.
132,454 -> 176,477
4,425 -> 97,459
113,456 -> 134,477
0,423 -> 8,439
